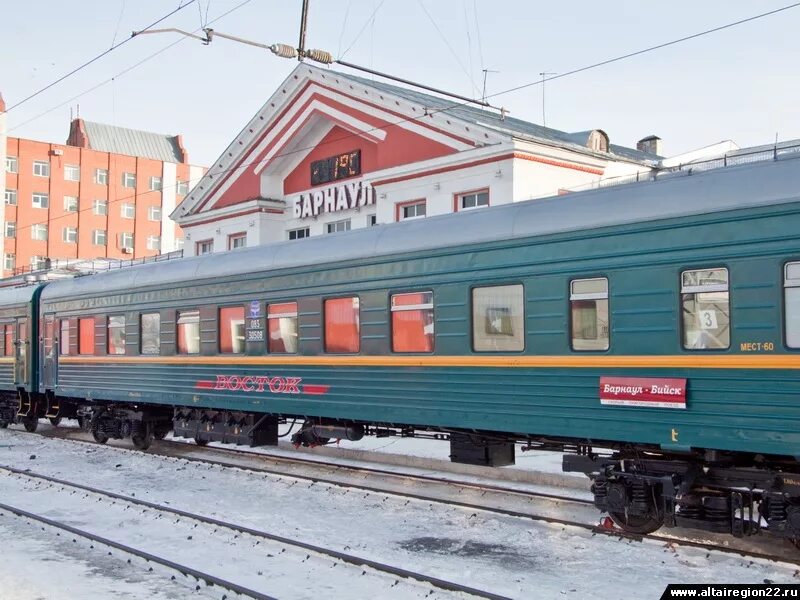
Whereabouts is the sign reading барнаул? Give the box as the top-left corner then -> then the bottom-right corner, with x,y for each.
599,376 -> 687,409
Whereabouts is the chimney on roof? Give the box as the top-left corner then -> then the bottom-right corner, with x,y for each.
637,135 -> 662,156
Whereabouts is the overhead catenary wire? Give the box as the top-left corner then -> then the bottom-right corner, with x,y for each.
5,1 -> 198,113
7,1 -> 799,240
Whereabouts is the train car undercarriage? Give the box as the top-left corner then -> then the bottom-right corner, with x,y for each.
2,393 -> 799,545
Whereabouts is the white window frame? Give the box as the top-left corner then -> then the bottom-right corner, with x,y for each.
326,219 -> 351,234
288,227 -> 310,240
93,199 -> 108,216
5,222 -> 15,238
3,253 -> 15,271
31,224 -> 48,241
62,226 -> 78,243
118,232 -> 134,250
175,237 -> 184,250
146,235 -> 161,251
32,192 -> 49,209
399,200 -> 426,221
176,180 -> 189,195
33,160 -> 50,177
122,172 -> 136,188
121,203 -> 135,219
228,233 -> 246,250
196,239 -> 213,255
4,189 -> 17,205
63,195 -> 78,212
458,190 -> 490,211
30,256 -> 47,270
149,176 -> 162,191
92,229 -> 107,246
64,164 -> 80,181
95,168 -> 109,185
148,206 -> 162,221
5,156 -> 18,174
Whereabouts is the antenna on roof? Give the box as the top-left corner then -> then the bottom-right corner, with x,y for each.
481,69 -> 498,103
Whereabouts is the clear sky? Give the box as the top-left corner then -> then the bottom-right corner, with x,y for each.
2,0 -> 799,166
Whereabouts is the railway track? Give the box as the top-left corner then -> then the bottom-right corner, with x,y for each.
0,465 -> 509,600
25,425 -> 800,565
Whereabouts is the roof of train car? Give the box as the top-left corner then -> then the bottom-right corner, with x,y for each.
41,156 -> 800,302
0,283 -> 44,306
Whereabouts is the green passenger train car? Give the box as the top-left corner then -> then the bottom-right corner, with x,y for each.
1,155 -> 800,542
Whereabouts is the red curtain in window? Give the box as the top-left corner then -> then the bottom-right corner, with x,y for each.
79,318 -> 95,355
4,325 -> 12,356
219,306 -> 245,353
325,298 -> 360,353
392,293 -> 434,352
268,302 -> 297,353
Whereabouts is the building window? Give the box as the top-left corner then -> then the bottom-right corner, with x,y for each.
4,189 -> 17,205
228,233 -> 246,250
93,229 -> 107,246
219,306 -> 245,354
5,156 -> 18,174
785,262 -> 800,348
4,254 -> 15,271
149,176 -> 162,191
177,310 -> 200,355
288,227 -> 309,240
267,302 -> 298,353
31,224 -> 48,241
196,240 -> 213,255
326,219 -> 351,234
472,284 -> 524,352
62,227 -> 78,243
397,200 -> 426,221
146,235 -> 161,251
391,291 -> 434,353
78,318 -> 94,355
369,214 -> 377,226
175,237 -> 184,250
681,268 -> 730,350
570,278 -> 609,351
5,222 -> 15,238
30,256 -> 48,270
122,172 -> 136,188
60,320 -> 70,356
148,206 -> 161,221
32,193 -> 49,209
176,180 -> 189,195
93,199 -> 107,215
107,315 -> 125,355
64,165 -> 80,181
33,161 -> 50,177
118,232 -> 134,250
458,190 -> 489,211
121,203 -> 135,219
95,168 -> 109,185
324,297 -> 360,353
63,196 -> 78,212
140,313 -> 160,355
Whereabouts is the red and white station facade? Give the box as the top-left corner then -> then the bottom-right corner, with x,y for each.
173,64 -> 662,255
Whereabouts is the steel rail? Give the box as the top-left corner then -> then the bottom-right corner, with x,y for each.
0,465 -> 512,600
0,499 -> 277,600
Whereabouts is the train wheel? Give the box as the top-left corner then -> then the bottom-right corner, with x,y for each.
48,417 -> 62,427
194,437 -> 209,447
131,424 -> 154,451
22,418 -> 38,433
92,429 -> 109,444
608,510 -> 664,535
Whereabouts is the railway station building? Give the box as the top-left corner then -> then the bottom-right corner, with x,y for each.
0,94 -> 205,277
173,64 -> 668,256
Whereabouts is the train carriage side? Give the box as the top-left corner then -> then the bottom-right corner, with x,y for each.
0,282 -> 47,430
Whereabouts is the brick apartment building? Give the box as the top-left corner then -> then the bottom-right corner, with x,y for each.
0,95 -> 205,276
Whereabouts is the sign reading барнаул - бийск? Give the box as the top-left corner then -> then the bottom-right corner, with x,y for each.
599,376 -> 687,409
292,180 -> 376,219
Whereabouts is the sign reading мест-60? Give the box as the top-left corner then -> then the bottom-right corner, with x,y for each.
599,376 -> 687,409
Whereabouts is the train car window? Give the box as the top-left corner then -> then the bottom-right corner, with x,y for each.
391,292 -> 434,353
785,262 -> 800,348
140,313 -> 160,355
107,316 -> 126,355
570,278 -> 609,351
472,285 -> 524,352
59,320 -> 70,355
177,310 -> 200,355
219,306 -> 246,354
78,318 -> 95,355
4,325 -> 12,356
267,302 -> 298,353
324,297 -> 360,353
681,268 -> 730,350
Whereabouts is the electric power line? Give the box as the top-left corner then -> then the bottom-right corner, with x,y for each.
5,0 -> 198,113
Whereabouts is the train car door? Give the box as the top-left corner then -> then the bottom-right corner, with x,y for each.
42,315 -> 56,390
13,318 -> 28,387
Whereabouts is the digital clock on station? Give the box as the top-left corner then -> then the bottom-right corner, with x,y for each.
310,149 -> 361,186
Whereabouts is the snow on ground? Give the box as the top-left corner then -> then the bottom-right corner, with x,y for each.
0,427 -> 797,600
